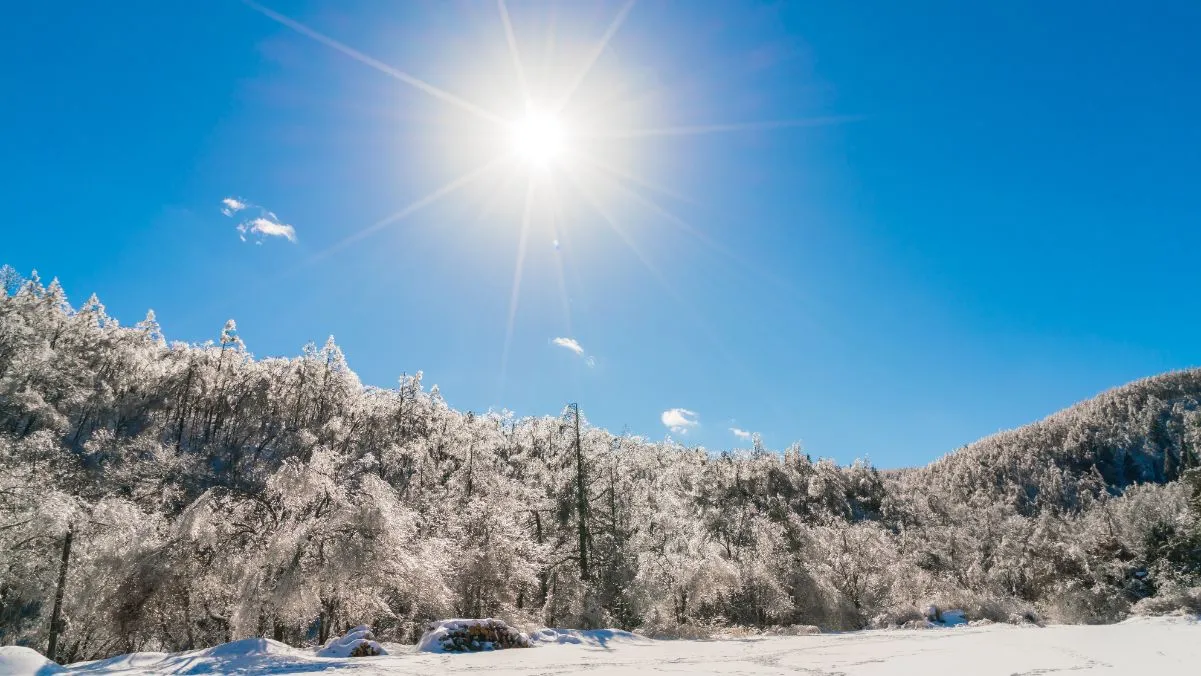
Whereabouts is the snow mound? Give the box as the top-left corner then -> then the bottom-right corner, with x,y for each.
0,646 -> 64,675
202,637 -> 295,657
316,624 -> 387,657
72,637 -> 315,673
528,628 -> 651,647
418,618 -> 531,652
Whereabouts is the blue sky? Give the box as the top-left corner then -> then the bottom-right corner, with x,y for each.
3,1 -> 1199,467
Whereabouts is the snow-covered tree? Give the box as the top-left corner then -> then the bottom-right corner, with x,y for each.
1,271 -> 1200,661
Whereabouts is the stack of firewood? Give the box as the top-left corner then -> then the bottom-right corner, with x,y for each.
419,618 -> 532,652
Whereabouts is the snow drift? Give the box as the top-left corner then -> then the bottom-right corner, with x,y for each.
317,624 -> 388,657
0,646 -> 63,676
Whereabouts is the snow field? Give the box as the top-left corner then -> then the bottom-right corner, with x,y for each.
1,615 -> 1196,675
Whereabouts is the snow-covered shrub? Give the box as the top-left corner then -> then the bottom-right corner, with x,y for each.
1131,586 -> 1201,616
638,623 -> 713,640
926,591 -> 1039,625
541,570 -> 590,628
1042,581 -> 1128,624
1008,610 -> 1043,626
417,619 -> 531,653
636,613 -> 726,640
870,606 -> 925,629
722,561 -> 794,626
768,624 -> 821,636
872,606 -> 967,630
809,522 -> 893,627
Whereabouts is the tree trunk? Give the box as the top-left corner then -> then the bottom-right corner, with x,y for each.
46,525 -> 74,661
183,590 -> 195,650
572,403 -> 589,580
318,597 -> 337,645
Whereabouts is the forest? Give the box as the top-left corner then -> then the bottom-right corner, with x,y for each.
1,266 -> 1199,663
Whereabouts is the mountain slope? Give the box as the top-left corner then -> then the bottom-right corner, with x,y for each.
915,370 -> 1201,513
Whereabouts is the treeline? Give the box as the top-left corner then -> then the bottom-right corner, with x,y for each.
0,267 -> 1199,663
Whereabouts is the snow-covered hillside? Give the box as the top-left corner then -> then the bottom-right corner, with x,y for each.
4,284 -> 1201,657
2,617 -> 1197,675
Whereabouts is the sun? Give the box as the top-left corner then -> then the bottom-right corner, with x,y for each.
511,110 -> 565,166
243,0 -> 839,385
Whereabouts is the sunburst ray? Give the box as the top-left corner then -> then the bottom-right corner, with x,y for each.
561,165 -> 676,307
570,151 -> 694,206
309,157 -> 504,264
594,115 -> 864,139
546,177 -> 574,337
577,159 -> 804,301
563,165 -> 761,389
243,0 -> 506,126
500,177 -> 538,388
497,0 -> 531,105
554,0 -> 637,114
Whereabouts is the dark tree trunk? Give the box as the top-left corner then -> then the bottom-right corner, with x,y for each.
572,403 -> 589,580
182,590 -> 195,650
46,525 -> 74,661
318,598 -> 337,645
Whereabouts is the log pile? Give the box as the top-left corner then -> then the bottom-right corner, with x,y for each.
418,618 -> 532,653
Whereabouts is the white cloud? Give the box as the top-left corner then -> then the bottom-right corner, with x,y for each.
221,197 -> 248,216
730,427 -> 753,440
551,337 -> 596,368
552,337 -> 585,356
238,217 -> 296,243
221,198 -> 297,243
661,408 -> 699,435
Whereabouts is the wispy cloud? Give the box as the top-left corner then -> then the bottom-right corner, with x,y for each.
239,218 -> 296,242
552,337 -> 596,368
662,408 -> 699,435
730,427 -> 753,440
220,197 -> 296,243
552,337 -> 585,356
221,197 -> 248,216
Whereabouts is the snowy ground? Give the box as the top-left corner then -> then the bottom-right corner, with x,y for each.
3,616 -> 1197,675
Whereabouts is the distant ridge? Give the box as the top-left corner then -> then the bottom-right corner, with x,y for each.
914,369 -> 1201,511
